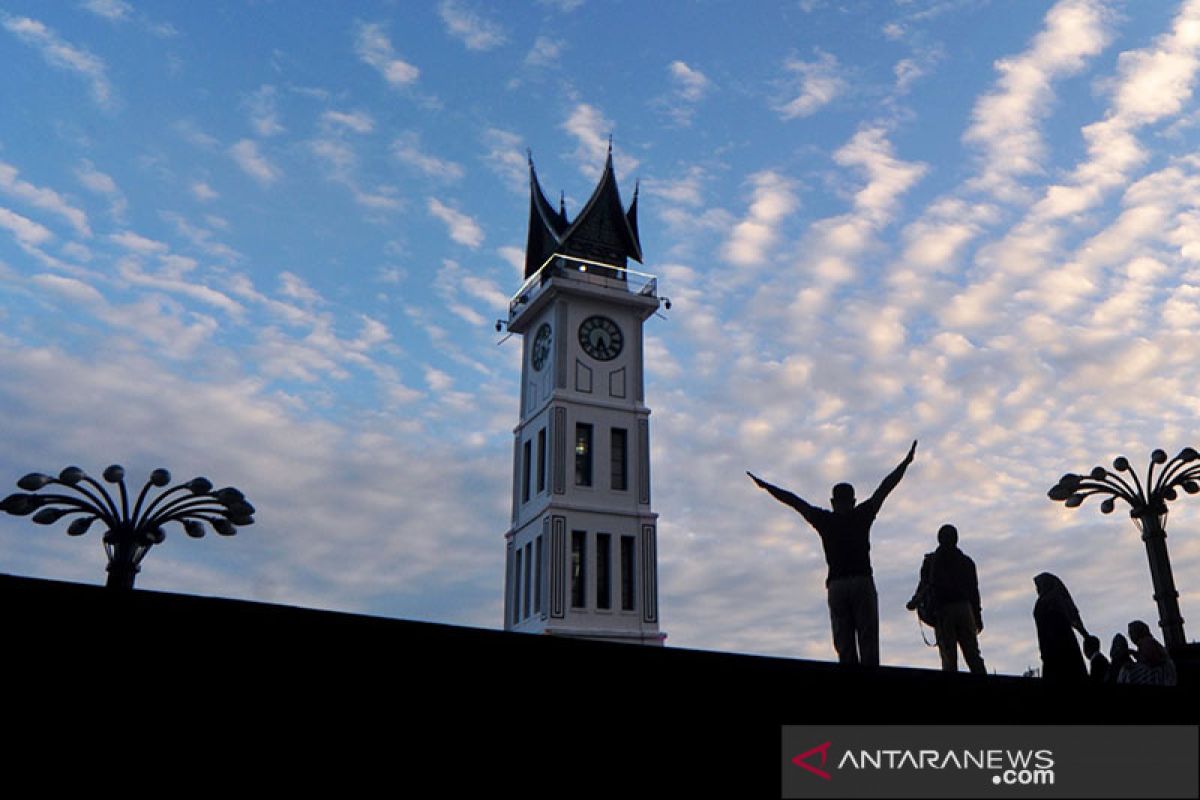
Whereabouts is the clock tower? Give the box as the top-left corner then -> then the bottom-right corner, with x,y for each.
502,147 -> 664,645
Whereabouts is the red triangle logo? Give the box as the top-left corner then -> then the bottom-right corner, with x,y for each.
791,741 -> 832,781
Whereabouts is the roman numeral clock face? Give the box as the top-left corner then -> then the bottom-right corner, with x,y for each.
578,315 -> 623,361
531,323 -> 552,371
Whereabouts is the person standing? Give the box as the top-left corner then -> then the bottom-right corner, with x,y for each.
1082,635 -> 1110,684
1032,572 -> 1089,682
906,524 -> 986,674
748,441 -> 917,666
1108,633 -> 1134,683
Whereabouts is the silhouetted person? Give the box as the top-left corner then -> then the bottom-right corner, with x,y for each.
1032,572 -> 1089,682
1109,633 -> 1134,684
748,440 -> 917,667
1082,635 -> 1109,684
1124,620 -> 1177,686
906,524 -> 985,674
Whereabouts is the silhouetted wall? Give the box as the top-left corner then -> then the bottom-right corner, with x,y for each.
1,574 -> 1192,795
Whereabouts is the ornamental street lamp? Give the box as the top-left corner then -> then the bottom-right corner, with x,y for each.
1,464 -> 254,590
1047,447 -> 1198,651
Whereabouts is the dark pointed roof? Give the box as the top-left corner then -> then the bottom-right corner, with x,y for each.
524,149 -> 643,278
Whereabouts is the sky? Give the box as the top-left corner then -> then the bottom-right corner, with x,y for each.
2,0 -> 1199,676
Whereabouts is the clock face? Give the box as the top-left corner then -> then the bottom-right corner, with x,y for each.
531,323 -> 552,371
578,315 -> 623,361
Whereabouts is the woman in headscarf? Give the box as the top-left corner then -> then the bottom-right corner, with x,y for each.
1033,572 -> 1089,681
1108,633 -> 1134,683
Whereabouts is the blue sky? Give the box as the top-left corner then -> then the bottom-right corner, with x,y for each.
2,0 -> 1200,675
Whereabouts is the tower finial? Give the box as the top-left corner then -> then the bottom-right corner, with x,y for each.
559,191 -> 565,216
607,134 -> 613,156
527,147 -> 533,168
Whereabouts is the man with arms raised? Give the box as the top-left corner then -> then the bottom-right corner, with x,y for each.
748,441 -> 917,666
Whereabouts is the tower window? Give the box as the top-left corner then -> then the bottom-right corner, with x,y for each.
611,428 -> 628,491
621,535 -> 636,611
571,530 -> 586,608
522,439 -> 532,503
596,533 -> 612,610
537,427 -> 547,493
575,423 -> 593,486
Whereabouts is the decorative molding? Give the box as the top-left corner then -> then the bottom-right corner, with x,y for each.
511,436 -> 521,522
575,359 -> 593,393
503,539 -> 514,630
554,303 -> 568,390
609,367 -> 626,399
641,524 -> 658,623
553,406 -> 567,494
550,515 -> 566,618
638,419 -> 651,505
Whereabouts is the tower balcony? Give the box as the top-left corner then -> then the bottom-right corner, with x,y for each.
507,253 -> 659,332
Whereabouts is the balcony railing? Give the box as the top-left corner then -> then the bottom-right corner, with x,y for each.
508,254 -> 658,318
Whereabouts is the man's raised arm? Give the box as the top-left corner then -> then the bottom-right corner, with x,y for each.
865,440 -> 918,510
747,471 -> 820,525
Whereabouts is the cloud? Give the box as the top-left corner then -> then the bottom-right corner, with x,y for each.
76,159 -> 128,221
116,258 -> 245,317
2,15 -> 115,108
660,60 -> 711,125
438,0 -> 507,51
775,50 -> 845,120
833,125 -> 928,224
32,273 -> 221,357
481,128 -> 527,193
646,166 -> 707,208
964,0 -> 1112,200
110,230 -> 169,255
0,205 -> 54,247
562,103 -> 639,176
0,160 -> 92,238
160,211 -> 242,262
525,35 -> 565,68
721,171 -> 798,267
669,60 -> 710,102
322,110 -> 375,134
1028,0 -> 1200,224
309,136 -> 403,212
245,85 -> 285,137
174,120 -> 221,150
229,139 -> 281,186
428,199 -> 485,248
393,133 -> 466,181
0,341 -> 499,619
80,0 -> 132,21
190,181 -> 219,203
354,22 -> 420,87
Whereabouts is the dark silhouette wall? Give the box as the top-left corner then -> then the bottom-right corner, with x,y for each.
1,574 -> 1192,795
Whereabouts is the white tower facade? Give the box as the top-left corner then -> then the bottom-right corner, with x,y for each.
502,151 -> 664,645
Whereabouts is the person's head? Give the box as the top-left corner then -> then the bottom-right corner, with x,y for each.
1127,620 -> 1152,644
1082,634 -> 1100,658
1034,571 -> 1071,596
831,482 -> 855,512
937,524 -> 958,547
1110,633 -> 1130,662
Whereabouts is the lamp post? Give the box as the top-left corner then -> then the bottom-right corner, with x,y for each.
2,464 -> 254,589
1047,447 -> 1197,651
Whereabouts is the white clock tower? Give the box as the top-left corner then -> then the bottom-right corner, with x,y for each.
502,147 -> 664,645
